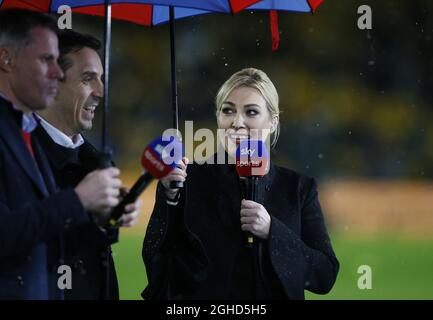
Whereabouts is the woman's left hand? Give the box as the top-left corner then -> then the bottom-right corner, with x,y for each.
240,199 -> 271,240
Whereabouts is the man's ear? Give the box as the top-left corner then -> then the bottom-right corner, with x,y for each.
0,48 -> 14,72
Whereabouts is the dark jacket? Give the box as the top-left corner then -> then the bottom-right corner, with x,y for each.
0,97 -> 89,299
34,125 -> 119,300
142,161 -> 339,300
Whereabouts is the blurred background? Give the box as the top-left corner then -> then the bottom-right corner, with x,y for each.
71,0 -> 433,299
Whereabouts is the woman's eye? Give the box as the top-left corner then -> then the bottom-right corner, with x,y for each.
247,109 -> 259,116
222,107 -> 234,114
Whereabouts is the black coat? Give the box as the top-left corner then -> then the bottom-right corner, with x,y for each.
0,97 -> 89,299
34,125 -> 119,300
142,161 -> 339,300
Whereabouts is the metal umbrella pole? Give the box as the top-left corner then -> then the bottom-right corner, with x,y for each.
102,0 -> 112,154
102,0 -> 113,301
169,6 -> 179,133
169,6 -> 183,189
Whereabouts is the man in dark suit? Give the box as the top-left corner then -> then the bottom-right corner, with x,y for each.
0,9 -> 124,299
35,30 -> 140,300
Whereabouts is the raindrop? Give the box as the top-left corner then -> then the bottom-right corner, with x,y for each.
318,153 -> 324,159
348,131 -> 352,135
316,123 -> 320,127
224,63 -> 228,67
368,60 -> 375,66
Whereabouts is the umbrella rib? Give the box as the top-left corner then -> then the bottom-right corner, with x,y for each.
228,0 -> 234,15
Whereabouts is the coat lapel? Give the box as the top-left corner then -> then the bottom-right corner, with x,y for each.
0,101 -> 49,196
32,136 -> 58,194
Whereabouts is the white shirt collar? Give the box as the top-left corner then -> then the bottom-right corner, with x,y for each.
36,115 -> 85,149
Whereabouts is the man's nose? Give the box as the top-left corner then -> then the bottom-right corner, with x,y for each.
93,79 -> 104,99
49,62 -> 64,80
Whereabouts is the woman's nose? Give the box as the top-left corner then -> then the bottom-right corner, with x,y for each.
232,113 -> 245,129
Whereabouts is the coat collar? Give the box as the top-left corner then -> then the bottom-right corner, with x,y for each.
34,125 -> 80,170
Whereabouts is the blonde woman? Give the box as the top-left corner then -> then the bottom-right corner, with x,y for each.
143,68 -> 339,300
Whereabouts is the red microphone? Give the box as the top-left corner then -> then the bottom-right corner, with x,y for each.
235,140 -> 269,246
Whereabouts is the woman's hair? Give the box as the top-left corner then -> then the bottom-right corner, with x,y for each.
215,67 -> 280,147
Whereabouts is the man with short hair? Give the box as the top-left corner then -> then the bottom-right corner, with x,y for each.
0,9 -> 123,300
36,30 -> 140,300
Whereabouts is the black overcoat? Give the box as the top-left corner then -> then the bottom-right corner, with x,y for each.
143,161 -> 339,300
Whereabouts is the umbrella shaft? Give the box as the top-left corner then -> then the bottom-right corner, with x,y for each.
103,0 -> 112,152
169,6 -> 179,133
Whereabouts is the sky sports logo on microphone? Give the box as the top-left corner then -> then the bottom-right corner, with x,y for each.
141,136 -> 183,178
236,140 -> 269,177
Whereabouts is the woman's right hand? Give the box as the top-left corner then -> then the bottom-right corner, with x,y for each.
160,157 -> 189,199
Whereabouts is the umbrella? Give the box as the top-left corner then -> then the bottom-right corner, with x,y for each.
0,0 -> 262,152
245,0 -> 325,50
0,0 -> 325,150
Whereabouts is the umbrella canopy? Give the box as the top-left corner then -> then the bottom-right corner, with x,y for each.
0,0 -> 325,150
0,0 -> 261,25
245,0 -> 325,50
0,0 -> 262,151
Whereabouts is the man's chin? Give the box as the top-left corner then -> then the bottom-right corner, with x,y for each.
41,96 -> 57,109
31,100 -> 53,111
